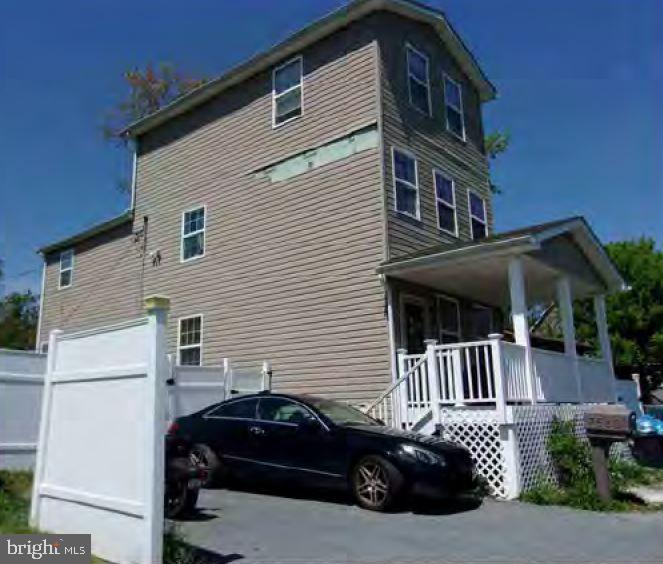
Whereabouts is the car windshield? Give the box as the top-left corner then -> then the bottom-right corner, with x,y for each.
308,398 -> 381,427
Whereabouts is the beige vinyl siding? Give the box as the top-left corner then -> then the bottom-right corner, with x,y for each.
374,12 -> 492,259
39,221 -> 143,340
131,18 -> 390,402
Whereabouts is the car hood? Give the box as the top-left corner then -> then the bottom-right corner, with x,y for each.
345,424 -> 467,454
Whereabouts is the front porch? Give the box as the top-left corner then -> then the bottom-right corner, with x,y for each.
368,218 -> 626,498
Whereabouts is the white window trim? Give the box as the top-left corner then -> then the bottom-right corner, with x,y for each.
58,249 -> 74,289
177,314 -> 204,366
180,205 -> 206,263
436,294 -> 462,343
405,43 -> 432,116
443,73 -> 466,141
391,146 -> 421,221
272,55 -> 304,129
433,168 -> 458,237
468,190 -> 488,240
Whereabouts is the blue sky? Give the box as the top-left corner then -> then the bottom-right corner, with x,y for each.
1,0 -> 661,294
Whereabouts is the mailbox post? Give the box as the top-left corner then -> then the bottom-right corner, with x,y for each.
584,405 -> 635,501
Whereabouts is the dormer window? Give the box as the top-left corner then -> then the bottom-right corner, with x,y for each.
443,75 -> 465,140
58,249 -> 74,289
406,45 -> 431,115
273,56 -> 303,126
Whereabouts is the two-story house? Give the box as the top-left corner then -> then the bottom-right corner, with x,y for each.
37,0 -> 623,414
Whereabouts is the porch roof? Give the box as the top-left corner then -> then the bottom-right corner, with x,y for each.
377,217 -> 625,307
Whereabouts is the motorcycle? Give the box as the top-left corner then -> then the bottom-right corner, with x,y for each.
165,433 -> 208,518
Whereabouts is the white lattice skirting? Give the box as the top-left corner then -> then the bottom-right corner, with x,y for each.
439,408 -> 509,499
438,404 -> 631,500
511,404 -> 588,493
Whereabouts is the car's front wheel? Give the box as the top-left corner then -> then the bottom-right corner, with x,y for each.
351,455 -> 403,511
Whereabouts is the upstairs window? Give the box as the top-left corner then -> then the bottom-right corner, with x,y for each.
406,45 -> 431,115
58,249 -> 74,289
468,191 -> 487,240
273,56 -> 303,126
178,315 -> 202,366
433,170 -> 457,236
443,75 -> 465,140
392,148 -> 420,219
181,206 -> 205,262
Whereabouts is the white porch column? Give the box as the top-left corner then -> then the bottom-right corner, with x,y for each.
508,257 -> 537,403
594,294 -> 615,378
556,276 -> 582,401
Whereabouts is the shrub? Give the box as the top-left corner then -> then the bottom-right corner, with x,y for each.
521,418 -> 662,511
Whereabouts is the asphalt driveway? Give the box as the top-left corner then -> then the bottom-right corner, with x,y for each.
179,486 -> 662,564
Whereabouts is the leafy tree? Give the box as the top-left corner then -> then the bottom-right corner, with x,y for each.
103,63 -> 208,194
574,238 -> 663,394
485,131 -> 510,194
103,63 -> 208,142
0,291 -> 39,351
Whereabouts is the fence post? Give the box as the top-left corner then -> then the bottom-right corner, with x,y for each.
452,349 -> 465,406
166,354 -> 178,422
30,328 -> 62,527
144,295 -> 170,564
490,334 -> 507,423
262,361 -> 272,391
397,349 -> 408,428
223,358 -> 233,398
424,340 -> 441,426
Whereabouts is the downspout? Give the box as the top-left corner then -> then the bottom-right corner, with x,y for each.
34,256 -> 46,352
129,140 -> 138,211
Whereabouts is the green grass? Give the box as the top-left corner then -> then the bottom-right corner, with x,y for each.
0,470 -> 198,563
0,470 -> 34,534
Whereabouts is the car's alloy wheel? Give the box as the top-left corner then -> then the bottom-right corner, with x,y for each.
352,455 -> 403,511
190,443 -> 221,487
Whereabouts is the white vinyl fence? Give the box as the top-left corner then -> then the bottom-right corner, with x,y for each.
0,349 -> 46,469
31,297 -> 170,564
167,359 -> 270,422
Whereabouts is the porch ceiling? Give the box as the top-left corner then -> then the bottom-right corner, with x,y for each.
378,217 -> 625,308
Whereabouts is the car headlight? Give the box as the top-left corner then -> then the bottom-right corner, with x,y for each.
401,444 -> 446,467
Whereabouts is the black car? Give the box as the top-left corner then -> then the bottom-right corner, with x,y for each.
168,392 -> 476,511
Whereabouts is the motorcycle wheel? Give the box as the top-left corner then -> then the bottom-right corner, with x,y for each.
165,483 -> 199,519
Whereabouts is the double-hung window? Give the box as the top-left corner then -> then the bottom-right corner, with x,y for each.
443,75 -> 465,140
392,148 -> 420,219
178,315 -> 202,366
433,170 -> 457,236
406,45 -> 431,115
181,206 -> 205,262
58,249 -> 74,289
468,191 -> 487,240
273,56 -> 303,126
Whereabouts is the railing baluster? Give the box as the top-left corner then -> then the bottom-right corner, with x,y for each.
484,345 -> 494,399
465,347 -> 474,400
474,346 -> 484,399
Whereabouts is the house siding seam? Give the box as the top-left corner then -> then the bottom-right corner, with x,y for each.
374,12 -> 492,259
129,16 -> 391,402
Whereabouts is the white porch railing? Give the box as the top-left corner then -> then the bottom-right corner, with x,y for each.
368,335 -> 617,428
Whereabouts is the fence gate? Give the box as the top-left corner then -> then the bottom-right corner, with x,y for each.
0,349 -> 45,469
30,296 -> 170,564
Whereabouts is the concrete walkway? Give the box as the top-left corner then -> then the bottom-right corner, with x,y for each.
179,487 -> 662,564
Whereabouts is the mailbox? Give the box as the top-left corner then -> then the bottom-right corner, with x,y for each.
584,405 -> 636,440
